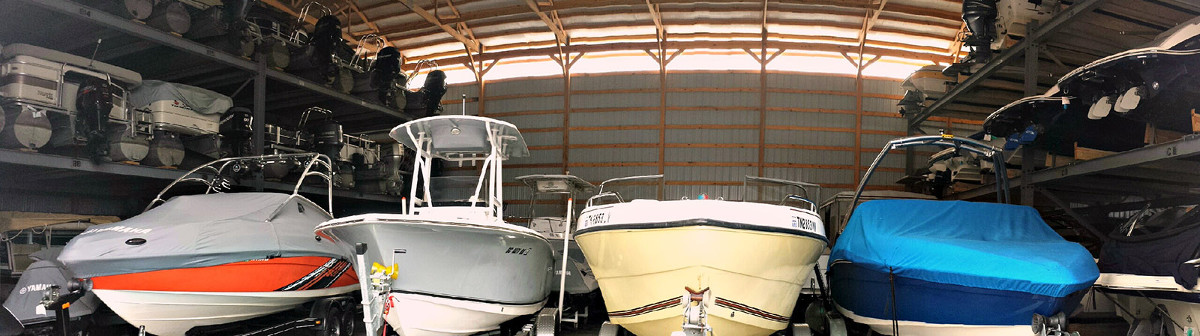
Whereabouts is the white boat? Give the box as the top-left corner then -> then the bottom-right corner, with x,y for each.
1096,205 -> 1200,335
316,115 -> 554,336
578,175 -> 828,336
57,154 -> 359,336
515,174 -> 599,296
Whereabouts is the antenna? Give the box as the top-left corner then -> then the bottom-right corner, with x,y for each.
88,39 -> 103,67
461,94 -> 467,115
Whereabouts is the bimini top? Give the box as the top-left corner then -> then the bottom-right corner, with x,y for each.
831,199 -> 1098,298
1,43 -> 143,85
390,115 -> 529,160
515,174 -> 596,194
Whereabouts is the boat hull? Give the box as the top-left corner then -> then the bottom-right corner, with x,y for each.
1096,273 -> 1200,332
383,292 -> 545,336
88,256 -> 358,336
577,225 -> 825,336
548,238 -> 599,295
830,262 -> 1085,336
317,216 -> 554,335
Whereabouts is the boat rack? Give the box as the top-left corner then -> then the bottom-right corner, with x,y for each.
0,0 -> 413,213
0,148 -> 403,203
952,134 -> 1200,239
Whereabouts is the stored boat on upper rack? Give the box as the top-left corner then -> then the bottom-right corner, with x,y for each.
827,135 -> 1097,336
129,80 -> 233,167
316,115 -> 555,336
983,16 -> 1200,155
580,175 -> 828,336
945,0 -> 1062,75
1096,204 -> 1200,335
57,153 -> 359,336
0,43 -> 150,162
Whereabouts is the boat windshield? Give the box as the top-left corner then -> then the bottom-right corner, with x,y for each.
585,175 -> 823,211
1112,205 -> 1200,238
740,176 -> 821,211
429,176 -> 489,207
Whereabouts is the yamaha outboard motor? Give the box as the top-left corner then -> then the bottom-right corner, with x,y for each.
372,47 -> 408,109
76,78 -> 114,162
220,107 -> 254,157
312,121 -> 344,161
944,0 -> 999,76
420,70 -> 448,117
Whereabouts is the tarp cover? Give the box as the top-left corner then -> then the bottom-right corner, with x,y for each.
129,80 -> 233,115
3,248 -> 99,326
58,193 -> 339,278
1098,221 -> 1200,289
831,200 -> 1098,298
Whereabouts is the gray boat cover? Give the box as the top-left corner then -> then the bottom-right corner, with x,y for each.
1,44 -> 142,85
129,80 -> 233,115
58,193 -> 340,278
3,248 -> 99,326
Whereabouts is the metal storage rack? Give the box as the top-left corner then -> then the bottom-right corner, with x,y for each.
0,0 -> 411,214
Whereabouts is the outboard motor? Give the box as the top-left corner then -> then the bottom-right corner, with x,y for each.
420,70 -> 448,117
375,47 -> 407,110
75,78 -> 114,161
963,0 -> 998,63
220,107 -> 254,157
312,121 -> 344,161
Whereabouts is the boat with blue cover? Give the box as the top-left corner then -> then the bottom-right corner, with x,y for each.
827,135 -> 1099,336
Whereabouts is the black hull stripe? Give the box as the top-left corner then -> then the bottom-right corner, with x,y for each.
608,297 -> 681,318
715,297 -> 789,323
576,218 -> 828,243
276,258 -> 351,291
390,289 -> 548,306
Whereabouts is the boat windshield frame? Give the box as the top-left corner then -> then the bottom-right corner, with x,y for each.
515,175 -> 595,219
741,176 -> 822,212
394,116 -> 528,218
144,153 -> 336,217
849,135 -> 1009,220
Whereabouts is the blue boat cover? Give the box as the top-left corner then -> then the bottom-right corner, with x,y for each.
830,200 -> 1098,298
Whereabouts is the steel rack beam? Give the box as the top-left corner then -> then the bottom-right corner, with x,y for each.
0,149 -> 404,203
908,0 -> 1110,127
953,134 -> 1200,201
15,0 -> 411,121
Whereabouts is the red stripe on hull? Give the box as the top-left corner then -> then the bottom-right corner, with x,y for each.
90,256 -> 358,292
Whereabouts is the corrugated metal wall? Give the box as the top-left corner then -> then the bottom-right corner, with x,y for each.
440,71 -> 984,218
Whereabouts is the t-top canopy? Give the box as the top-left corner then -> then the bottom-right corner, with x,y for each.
390,115 -> 529,160
515,175 -> 596,194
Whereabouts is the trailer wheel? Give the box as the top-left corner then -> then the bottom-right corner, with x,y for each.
312,297 -> 355,336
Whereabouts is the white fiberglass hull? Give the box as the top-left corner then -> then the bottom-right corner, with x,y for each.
317,212 -> 554,335
835,304 -> 1035,336
93,286 -> 355,336
1097,272 -> 1200,334
384,293 -> 545,336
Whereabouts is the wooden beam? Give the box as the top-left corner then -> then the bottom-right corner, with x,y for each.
395,0 -> 481,53
525,0 -> 569,44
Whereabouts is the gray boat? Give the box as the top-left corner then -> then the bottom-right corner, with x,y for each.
316,116 -> 554,336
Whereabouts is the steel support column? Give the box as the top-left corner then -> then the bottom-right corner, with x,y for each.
1020,21 -> 1040,206
253,59 -> 267,191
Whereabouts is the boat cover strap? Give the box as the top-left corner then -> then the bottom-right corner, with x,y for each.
830,200 -> 1098,298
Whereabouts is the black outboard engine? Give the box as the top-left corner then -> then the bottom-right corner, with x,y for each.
312,121 -> 344,161
220,107 -> 255,157
420,70 -> 448,117
944,0 -> 999,76
367,47 -> 407,109
76,78 -> 114,162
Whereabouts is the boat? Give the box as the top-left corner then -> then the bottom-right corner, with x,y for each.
0,43 -> 149,161
984,16 -> 1200,156
57,153 -> 359,336
828,135 -> 1098,336
945,0 -> 1061,75
129,80 -> 232,167
316,115 -> 555,336
1095,205 -> 1200,334
578,175 -> 828,336
514,174 -> 599,325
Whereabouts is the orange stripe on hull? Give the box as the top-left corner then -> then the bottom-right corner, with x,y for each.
90,256 -> 359,292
